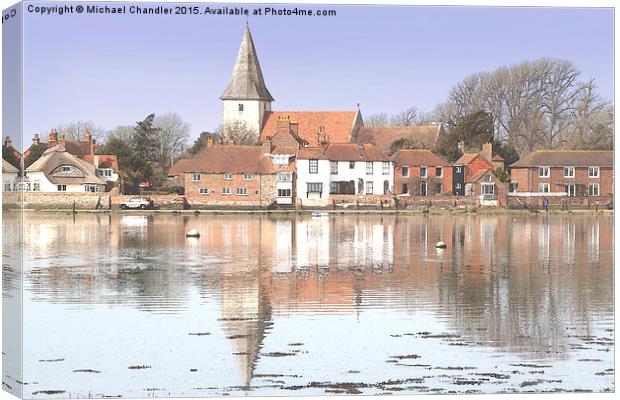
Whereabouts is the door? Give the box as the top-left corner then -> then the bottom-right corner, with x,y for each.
383,180 -> 389,195
565,184 -> 576,197
420,181 -> 427,196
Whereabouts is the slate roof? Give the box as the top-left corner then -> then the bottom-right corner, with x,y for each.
391,150 -> 450,167
298,143 -> 390,162
220,24 -> 274,102
260,111 -> 360,146
26,144 -> 105,185
510,150 -> 614,168
352,125 -> 442,154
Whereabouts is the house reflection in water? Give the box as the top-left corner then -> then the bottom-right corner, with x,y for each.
16,212 -> 614,388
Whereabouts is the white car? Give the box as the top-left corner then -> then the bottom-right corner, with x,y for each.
120,197 -> 154,210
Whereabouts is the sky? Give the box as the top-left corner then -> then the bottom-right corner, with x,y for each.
14,2 -> 615,146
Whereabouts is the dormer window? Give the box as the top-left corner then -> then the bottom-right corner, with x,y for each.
238,104 -> 244,112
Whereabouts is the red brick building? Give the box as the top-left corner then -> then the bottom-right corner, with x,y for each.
509,150 -> 613,200
391,150 -> 452,196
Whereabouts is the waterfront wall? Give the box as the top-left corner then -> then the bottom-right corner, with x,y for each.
3,192 -> 112,210
508,195 -> 613,209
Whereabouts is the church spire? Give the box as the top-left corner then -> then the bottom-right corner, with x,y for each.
220,24 -> 274,102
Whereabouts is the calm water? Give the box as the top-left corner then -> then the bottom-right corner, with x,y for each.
2,211 -> 614,398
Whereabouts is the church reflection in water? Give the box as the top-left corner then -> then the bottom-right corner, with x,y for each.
15,212 -> 613,388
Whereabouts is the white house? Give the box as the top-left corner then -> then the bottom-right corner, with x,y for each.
24,144 -> 106,192
296,143 -> 394,207
2,159 -> 19,192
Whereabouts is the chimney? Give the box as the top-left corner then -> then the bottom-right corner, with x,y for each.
290,121 -> 299,135
482,142 -> 492,161
32,133 -> 40,145
60,134 -> 66,144
457,141 -> 465,153
276,115 -> 291,134
262,140 -> 272,154
317,126 -> 329,147
49,128 -> 58,144
3,136 -> 12,148
91,138 -> 97,155
84,130 -> 92,143
206,135 -> 214,149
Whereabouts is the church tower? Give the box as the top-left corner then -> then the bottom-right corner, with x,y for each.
220,24 -> 274,134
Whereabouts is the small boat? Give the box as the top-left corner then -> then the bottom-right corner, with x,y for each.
311,211 -> 329,218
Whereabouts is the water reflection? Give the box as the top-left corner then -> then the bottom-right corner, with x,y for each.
3,211 -> 614,396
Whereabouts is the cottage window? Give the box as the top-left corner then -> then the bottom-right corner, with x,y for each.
435,166 -> 443,177
199,188 -> 209,195
57,185 -> 67,192
97,168 -> 112,177
420,166 -> 428,178
192,173 -> 201,181
222,187 -> 231,195
538,183 -> 550,193
277,189 -> 291,197
402,166 -> 409,177
224,173 -> 232,180
402,183 -> 409,194
382,161 -> 390,175
277,172 -> 292,182
243,173 -> 252,180
330,161 -> 338,174
238,103 -> 244,112
236,187 -> 247,196
349,161 -> 355,169
366,181 -> 373,195
481,184 -> 495,196
307,182 -> 323,193
465,183 -> 474,196
61,166 -> 71,172
366,162 -> 373,175
564,166 -> 575,178
588,166 -> 600,178
538,166 -> 550,178
329,182 -> 339,194
309,159 -> 318,174
588,183 -> 600,196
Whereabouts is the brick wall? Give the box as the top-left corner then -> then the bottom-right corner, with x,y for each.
394,166 -> 453,195
465,155 -> 493,177
511,166 -> 613,196
184,172 -> 277,207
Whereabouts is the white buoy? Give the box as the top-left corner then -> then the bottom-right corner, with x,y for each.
186,229 -> 200,238
435,241 -> 447,249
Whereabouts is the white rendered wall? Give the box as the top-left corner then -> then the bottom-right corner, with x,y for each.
296,159 -> 331,207
222,99 -> 271,133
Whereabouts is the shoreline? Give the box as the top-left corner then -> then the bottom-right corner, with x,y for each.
4,208 -> 614,216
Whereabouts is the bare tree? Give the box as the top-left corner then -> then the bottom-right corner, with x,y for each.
217,120 -> 259,145
56,121 -> 105,141
153,113 -> 190,167
363,113 -> 389,127
106,125 -> 135,141
391,106 -> 424,126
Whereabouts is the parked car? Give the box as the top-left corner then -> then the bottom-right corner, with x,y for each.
120,197 -> 154,210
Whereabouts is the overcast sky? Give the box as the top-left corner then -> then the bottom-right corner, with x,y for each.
18,2 -> 614,144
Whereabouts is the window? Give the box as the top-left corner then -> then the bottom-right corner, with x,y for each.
588,183 -> 599,196
564,166 -> 574,178
349,161 -> 355,169
382,161 -> 390,175
366,162 -> 373,175
238,103 -> 244,111
192,173 -> 201,181
278,188 -> 292,197
484,174 -> 493,183
420,166 -> 427,178
236,187 -> 247,196
402,183 -> 409,194
481,184 -> 495,195
243,173 -> 252,180
224,173 -> 232,180
435,183 -> 443,194
538,166 -> 550,178
402,166 -> 409,177
57,185 -> 66,192
222,187 -> 231,195
435,166 -> 443,177
307,182 -> 323,193
330,161 -> 338,174
199,188 -> 209,195
277,172 -> 292,182
538,183 -> 550,193
330,182 -> 339,194
366,181 -> 373,195
588,166 -> 600,178
309,159 -> 318,174
509,182 -> 518,192
98,168 -> 112,177
61,166 -> 71,172
565,184 -> 576,197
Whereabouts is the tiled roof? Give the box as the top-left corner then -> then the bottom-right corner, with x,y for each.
168,158 -> 193,177
352,125 -> 442,154
81,154 -> 119,170
260,111 -> 360,146
298,143 -> 389,162
391,150 -> 450,167
455,152 -> 480,165
176,145 -> 277,174
466,169 -> 494,183
271,146 -> 298,155
510,150 -> 614,168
